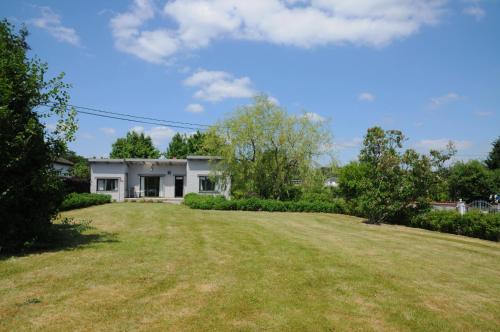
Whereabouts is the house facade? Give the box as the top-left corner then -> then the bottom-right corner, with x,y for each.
89,156 -> 229,201
53,157 -> 74,177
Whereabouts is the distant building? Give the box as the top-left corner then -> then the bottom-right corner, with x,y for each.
324,177 -> 338,188
53,158 -> 74,177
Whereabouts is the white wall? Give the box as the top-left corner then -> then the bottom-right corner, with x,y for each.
127,163 -> 186,198
186,159 -> 230,198
90,162 -> 127,201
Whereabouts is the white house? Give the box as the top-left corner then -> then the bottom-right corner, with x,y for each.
89,156 -> 229,201
53,157 -> 74,177
324,177 -> 338,188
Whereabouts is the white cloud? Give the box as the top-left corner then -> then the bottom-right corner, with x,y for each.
462,0 -> 486,21
146,126 -> 176,146
100,127 -> 117,135
183,69 -> 254,102
130,126 -> 145,133
358,92 -> 375,102
268,96 -> 280,105
110,0 -> 179,64
303,112 -> 326,122
129,125 -> 176,147
111,0 -> 446,63
416,139 -> 473,151
332,137 -> 363,151
474,111 -> 493,117
429,92 -> 461,109
31,7 -> 81,46
185,103 -> 204,113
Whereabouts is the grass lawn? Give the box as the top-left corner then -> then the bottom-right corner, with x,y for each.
1,203 -> 499,331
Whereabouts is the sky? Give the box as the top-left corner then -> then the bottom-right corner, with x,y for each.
2,0 -> 499,164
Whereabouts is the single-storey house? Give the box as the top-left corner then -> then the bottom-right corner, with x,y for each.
89,156 -> 229,201
53,157 -> 74,177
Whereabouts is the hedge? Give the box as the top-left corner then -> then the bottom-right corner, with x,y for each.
409,210 -> 500,242
60,193 -> 112,211
183,193 -> 349,214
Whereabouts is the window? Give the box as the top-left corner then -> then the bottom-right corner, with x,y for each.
97,178 -> 118,192
199,176 -> 216,192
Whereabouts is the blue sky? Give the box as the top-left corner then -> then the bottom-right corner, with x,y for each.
2,0 -> 499,163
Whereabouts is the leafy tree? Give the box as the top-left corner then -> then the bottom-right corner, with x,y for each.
485,137 -> 500,170
448,160 -> 495,202
205,95 -> 332,200
165,132 -> 188,159
0,20 -> 77,251
61,149 -> 89,179
110,131 -> 160,158
338,127 -> 454,224
164,130 -> 210,159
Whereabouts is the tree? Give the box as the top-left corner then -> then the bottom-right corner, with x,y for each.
338,127 -> 454,224
448,160 -> 495,202
0,20 -> 77,251
485,137 -> 500,170
61,149 -> 89,179
110,131 -> 160,158
164,130 -> 210,159
205,95 -> 332,199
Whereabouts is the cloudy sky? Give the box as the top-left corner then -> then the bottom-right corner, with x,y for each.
2,0 -> 499,163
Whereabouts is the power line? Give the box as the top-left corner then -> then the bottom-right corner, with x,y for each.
75,109 -> 205,131
40,103 -> 211,128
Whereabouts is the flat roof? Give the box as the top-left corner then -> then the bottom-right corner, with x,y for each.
88,158 -> 187,164
88,156 -> 221,163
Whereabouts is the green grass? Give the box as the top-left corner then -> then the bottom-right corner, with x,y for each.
1,203 -> 499,331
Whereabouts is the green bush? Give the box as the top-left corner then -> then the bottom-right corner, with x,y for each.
183,193 -> 348,214
410,210 -> 500,242
60,193 -> 112,211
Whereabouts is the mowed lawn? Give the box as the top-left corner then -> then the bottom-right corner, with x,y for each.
1,204 -> 499,331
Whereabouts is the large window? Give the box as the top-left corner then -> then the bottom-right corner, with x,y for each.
199,176 -> 217,193
97,178 -> 118,192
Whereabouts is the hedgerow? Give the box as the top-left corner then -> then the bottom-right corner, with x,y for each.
409,210 -> 499,242
60,193 -> 112,211
183,193 -> 349,214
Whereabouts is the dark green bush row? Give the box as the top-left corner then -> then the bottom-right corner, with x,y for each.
410,210 -> 500,241
184,193 -> 349,214
60,193 -> 112,211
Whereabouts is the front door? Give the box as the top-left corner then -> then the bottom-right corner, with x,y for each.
143,176 -> 160,197
175,176 -> 184,197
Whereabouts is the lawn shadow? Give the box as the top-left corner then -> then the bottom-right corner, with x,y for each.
0,219 -> 119,260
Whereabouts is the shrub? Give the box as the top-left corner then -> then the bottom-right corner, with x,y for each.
60,193 -> 111,211
183,193 -> 348,214
410,210 -> 500,242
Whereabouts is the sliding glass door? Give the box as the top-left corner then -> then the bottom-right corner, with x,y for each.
140,176 -> 160,197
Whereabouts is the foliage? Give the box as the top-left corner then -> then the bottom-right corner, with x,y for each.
485,137 -> 500,170
183,193 -> 349,214
448,160 -> 496,202
205,95 -> 332,200
60,193 -> 111,211
410,210 -> 500,242
164,130 -> 209,159
337,127 -> 455,224
0,20 -> 77,251
62,149 -> 89,179
110,131 -> 160,159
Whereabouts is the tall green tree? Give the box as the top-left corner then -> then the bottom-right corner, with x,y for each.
448,160 -> 495,202
338,127 -> 454,224
110,131 -> 160,158
0,20 -> 77,251
485,137 -> 500,170
164,130 -> 209,159
205,95 -> 332,199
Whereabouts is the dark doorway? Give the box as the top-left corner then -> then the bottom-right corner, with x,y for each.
175,176 -> 184,197
142,176 -> 160,197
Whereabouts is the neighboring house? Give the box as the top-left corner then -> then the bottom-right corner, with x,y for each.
53,157 -> 74,177
324,177 -> 338,188
89,156 -> 230,201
